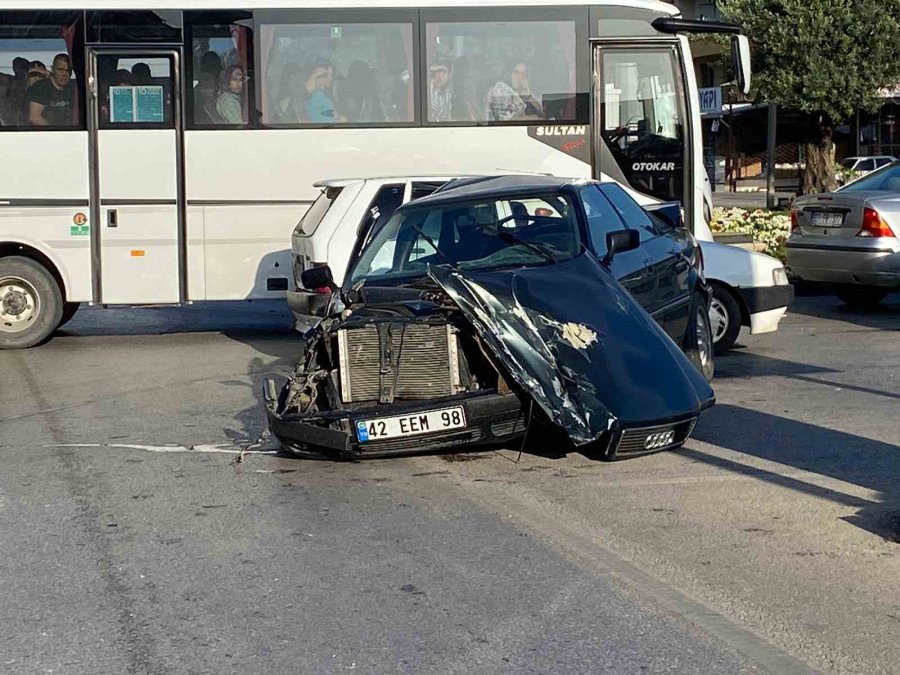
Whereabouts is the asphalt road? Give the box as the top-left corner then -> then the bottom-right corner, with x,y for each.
1,292 -> 897,674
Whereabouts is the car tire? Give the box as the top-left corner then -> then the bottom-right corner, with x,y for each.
684,293 -> 715,382
58,302 -> 80,329
0,256 -> 63,349
709,285 -> 742,354
835,286 -> 888,309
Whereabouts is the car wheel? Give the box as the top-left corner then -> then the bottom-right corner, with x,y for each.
58,302 -> 80,329
709,285 -> 742,354
0,256 -> 63,349
684,294 -> 715,382
835,286 -> 888,309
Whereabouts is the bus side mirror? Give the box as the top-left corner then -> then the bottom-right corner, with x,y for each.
732,35 -> 751,95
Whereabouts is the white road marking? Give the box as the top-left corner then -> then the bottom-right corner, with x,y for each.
44,443 -> 278,456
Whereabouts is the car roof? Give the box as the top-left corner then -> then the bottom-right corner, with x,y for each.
409,174 -> 588,207
312,175 -> 479,188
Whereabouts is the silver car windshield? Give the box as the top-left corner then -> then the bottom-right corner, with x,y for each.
348,192 -> 580,286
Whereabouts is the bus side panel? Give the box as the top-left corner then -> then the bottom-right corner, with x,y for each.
184,128 -> 590,300
0,131 -> 92,302
195,203 -> 300,301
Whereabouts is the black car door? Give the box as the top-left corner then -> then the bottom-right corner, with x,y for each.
598,184 -> 693,341
579,184 -> 658,314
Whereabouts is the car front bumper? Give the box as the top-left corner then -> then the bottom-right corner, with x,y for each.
735,284 -> 794,334
265,388 -> 528,459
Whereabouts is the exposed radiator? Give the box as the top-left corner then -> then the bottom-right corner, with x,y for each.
337,323 -> 462,403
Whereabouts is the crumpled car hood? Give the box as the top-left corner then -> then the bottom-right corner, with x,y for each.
429,253 -> 714,446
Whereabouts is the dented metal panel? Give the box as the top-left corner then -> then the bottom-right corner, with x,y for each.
429,254 -> 714,446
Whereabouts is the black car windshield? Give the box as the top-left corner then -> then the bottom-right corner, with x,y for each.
348,192 -> 580,286
839,161 -> 900,192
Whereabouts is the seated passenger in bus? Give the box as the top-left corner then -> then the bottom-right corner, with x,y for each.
304,60 -> 343,124
131,62 -> 152,86
216,65 -> 247,125
275,62 -> 306,123
194,51 -> 224,125
26,54 -> 76,127
486,61 -> 543,122
428,60 -> 453,122
340,60 -> 385,123
0,58 -> 30,126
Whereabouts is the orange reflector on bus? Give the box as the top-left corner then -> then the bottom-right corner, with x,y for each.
130,250 -> 145,257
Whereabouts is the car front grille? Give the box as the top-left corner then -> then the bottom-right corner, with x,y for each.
338,323 -> 462,403
614,419 -> 697,457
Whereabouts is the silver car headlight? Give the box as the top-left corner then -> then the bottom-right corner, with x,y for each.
772,267 -> 789,286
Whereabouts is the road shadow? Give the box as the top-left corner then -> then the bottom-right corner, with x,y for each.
786,291 -> 900,330
690,404 -> 900,541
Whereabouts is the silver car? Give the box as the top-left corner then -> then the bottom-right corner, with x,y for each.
787,162 -> 900,307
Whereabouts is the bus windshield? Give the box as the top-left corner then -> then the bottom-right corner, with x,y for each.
348,193 -> 580,285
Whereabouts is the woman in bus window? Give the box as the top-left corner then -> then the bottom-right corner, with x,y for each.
275,63 -> 306,123
216,65 -> 247,124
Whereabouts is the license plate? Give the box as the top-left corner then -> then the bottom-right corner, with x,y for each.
356,406 -> 466,442
810,211 -> 844,227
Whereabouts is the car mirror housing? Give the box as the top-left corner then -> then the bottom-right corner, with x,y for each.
603,229 -> 640,266
301,265 -> 336,291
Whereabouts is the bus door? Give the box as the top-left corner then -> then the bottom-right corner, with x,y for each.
88,48 -> 184,304
591,42 -> 691,229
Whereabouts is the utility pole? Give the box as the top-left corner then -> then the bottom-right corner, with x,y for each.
766,103 -> 777,210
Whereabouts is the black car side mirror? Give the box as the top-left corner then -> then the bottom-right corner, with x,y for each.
300,265 -> 336,292
603,229 -> 640,266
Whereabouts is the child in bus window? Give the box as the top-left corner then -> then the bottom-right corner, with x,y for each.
216,65 -> 247,125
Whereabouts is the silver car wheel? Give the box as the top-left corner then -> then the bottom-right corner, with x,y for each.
708,296 -> 730,344
0,276 -> 40,334
696,307 -> 712,368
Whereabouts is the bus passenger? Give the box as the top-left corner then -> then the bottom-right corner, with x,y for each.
29,61 -> 49,78
275,63 -> 306,123
216,65 -> 247,125
428,60 -> 453,122
340,60 -> 384,123
131,62 -> 152,86
26,53 -> 75,127
486,60 -> 543,122
304,60 -> 341,124
194,51 -> 223,124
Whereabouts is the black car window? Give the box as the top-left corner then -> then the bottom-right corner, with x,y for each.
579,185 -> 625,256
856,158 -> 875,172
349,192 -> 580,285
876,157 -> 892,168
598,183 -> 660,243
358,184 -> 404,249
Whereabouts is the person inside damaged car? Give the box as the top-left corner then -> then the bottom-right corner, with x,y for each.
265,176 -> 715,461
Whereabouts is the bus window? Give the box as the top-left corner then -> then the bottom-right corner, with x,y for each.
598,47 -> 687,205
257,18 -> 415,126
97,55 -> 174,129
424,19 -> 579,124
186,12 -> 254,127
0,11 -> 84,129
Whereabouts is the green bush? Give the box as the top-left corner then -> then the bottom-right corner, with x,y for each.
710,207 -> 791,262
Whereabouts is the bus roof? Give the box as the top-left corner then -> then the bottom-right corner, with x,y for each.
6,0 -> 679,13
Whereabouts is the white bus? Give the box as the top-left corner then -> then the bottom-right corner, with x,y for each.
0,0 -> 752,348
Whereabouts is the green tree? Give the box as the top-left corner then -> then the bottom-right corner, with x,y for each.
718,0 -> 900,193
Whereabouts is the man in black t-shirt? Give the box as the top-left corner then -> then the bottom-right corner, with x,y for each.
27,53 -> 76,127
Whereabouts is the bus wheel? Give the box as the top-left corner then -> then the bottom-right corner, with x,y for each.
0,256 -> 63,349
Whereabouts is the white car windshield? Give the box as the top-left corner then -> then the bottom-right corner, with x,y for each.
348,192 -> 580,286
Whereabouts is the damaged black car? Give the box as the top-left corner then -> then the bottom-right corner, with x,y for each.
265,176 -> 715,460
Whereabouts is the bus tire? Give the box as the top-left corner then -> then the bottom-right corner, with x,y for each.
0,256 -> 64,349
59,302 -> 81,329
